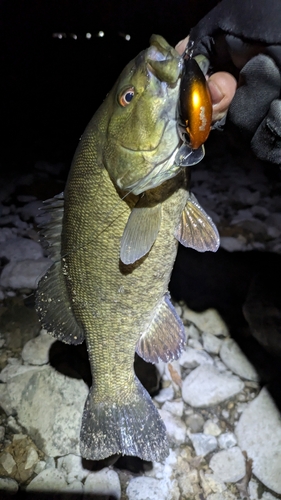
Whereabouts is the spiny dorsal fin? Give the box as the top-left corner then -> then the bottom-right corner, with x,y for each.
37,193 -> 64,261
175,192 -> 220,252
136,294 -> 185,364
120,203 -> 162,265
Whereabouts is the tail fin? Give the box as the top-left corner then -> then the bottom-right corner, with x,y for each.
80,377 -> 169,462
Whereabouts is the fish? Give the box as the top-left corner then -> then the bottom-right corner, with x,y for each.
35,34 -> 220,462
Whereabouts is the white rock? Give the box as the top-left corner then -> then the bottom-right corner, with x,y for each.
236,387 -> 281,494
153,385 -> 174,403
185,323 -> 201,340
0,451 -> 16,474
0,237 -> 43,261
183,307 -> 229,337
220,237 -> 246,252
26,468 -> 68,492
200,470 -> 226,495
57,454 -> 89,483
0,477 -> 18,493
127,476 -> 177,500
218,432 -> 237,449
21,333 -> 56,365
220,338 -> 259,381
203,420 -> 222,436
0,258 -> 51,289
206,492 -> 237,500
25,447 -> 39,470
18,200 -> 43,220
186,413 -> 205,433
202,332 -> 222,354
179,347 -> 213,369
188,432 -> 217,456
3,365 -> 88,456
65,480 -> 84,493
209,447 -> 246,483
182,365 -> 244,407
7,415 -> 22,433
162,400 -> 184,417
84,468 -> 121,499
158,409 -> 186,444
34,461 -> 46,474
188,338 -> 203,350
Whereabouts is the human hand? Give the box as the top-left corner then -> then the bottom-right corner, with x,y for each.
180,0 -> 281,165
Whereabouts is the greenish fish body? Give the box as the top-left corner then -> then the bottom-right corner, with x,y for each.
36,35 -> 219,462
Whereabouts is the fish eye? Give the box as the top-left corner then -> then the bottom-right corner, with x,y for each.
119,87 -> 134,107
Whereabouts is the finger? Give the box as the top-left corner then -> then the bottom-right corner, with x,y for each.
175,36 -> 189,55
208,72 -> 237,122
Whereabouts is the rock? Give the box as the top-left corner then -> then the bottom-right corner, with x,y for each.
84,468 -> 121,499
218,432 -> 237,449
0,452 -> 16,474
209,447 -> 246,483
21,332 -> 56,365
2,365 -> 88,456
0,477 -> 18,494
200,470 -> 226,496
183,307 -> 229,337
179,347 -> 214,369
0,435 -> 41,483
220,339 -> 259,381
158,409 -> 186,444
202,332 -> 222,354
182,365 -> 244,407
266,212 -> 281,231
17,200 -> 43,221
0,237 -> 44,262
26,468 -> 68,492
161,400 -> 184,417
0,358 -> 38,383
57,454 -> 89,483
236,387 -> 281,494
203,420 -> 222,436
231,187 -> 260,206
0,258 -> 51,289
153,385 -> 174,403
188,432 -> 217,457
0,426 -> 5,441
65,480 -> 84,493
186,413 -> 205,433
220,236 -> 246,252
206,492 -> 237,500
7,415 -> 22,433
127,477 -> 168,500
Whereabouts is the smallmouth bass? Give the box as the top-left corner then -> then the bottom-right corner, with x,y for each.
36,35 -> 219,462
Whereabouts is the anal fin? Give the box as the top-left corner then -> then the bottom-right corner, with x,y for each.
120,204 -> 162,265
136,294 -> 185,364
35,261 -> 85,345
175,192 -> 220,252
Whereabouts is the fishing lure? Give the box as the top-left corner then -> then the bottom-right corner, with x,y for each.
176,42 -> 212,167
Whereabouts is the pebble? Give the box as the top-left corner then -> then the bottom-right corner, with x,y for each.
57,453 -> 89,483
206,492 -> 237,500
202,331 -> 222,354
0,426 -> 5,440
186,413 -> 205,433
0,237 -> 44,262
0,451 -> 16,474
236,387 -> 281,494
182,364 -> 244,407
203,419 -> 222,436
179,346 -> 213,369
218,432 -> 237,449
209,447 -> 246,483
84,468 -> 121,499
188,432 -> 217,457
153,385 -> 174,403
1,365 -> 88,456
26,468 -> 68,492
183,307 -> 229,337
158,409 -> 186,444
0,477 -> 18,493
161,399 -> 184,417
21,332 -> 56,365
220,338 -> 259,381
0,258 -> 51,289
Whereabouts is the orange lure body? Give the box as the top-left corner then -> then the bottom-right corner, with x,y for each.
180,58 -> 212,150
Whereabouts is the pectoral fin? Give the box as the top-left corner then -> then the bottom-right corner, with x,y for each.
175,192 -> 220,252
136,294 -> 185,364
120,204 -> 162,265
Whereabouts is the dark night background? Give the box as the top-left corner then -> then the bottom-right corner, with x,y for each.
0,0 -> 219,173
